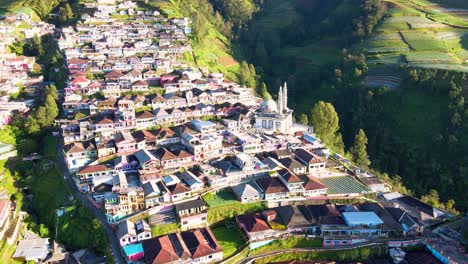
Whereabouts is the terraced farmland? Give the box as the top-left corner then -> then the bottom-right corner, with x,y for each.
320,176 -> 370,195
363,0 -> 468,75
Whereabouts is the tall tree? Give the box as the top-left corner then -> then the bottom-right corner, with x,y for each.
310,101 -> 344,153
299,114 -> 308,125
350,129 -> 371,167
259,82 -> 271,99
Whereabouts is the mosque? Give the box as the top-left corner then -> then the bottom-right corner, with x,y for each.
254,83 -> 294,134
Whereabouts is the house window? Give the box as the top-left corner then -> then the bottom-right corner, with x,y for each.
201,216 -> 206,221
183,221 -> 188,225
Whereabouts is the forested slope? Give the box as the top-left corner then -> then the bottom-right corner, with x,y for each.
192,0 -> 467,211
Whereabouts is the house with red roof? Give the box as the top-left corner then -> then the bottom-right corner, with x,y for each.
180,227 -> 223,263
142,233 -> 191,264
76,164 -> 114,185
300,175 -> 327,197
70,76 -> 91,91
63,141 -> 97,172
132,80 -> 149,92
236,213 -> 280,243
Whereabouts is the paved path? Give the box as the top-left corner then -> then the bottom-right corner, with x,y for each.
56,136 -> 127,264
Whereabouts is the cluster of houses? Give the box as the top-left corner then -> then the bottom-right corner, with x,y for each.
114,193 -> 449,263
49,1 -> 457,263
235,195 -> 447,249
0,13 -> 53,127
59,0 -> 193,99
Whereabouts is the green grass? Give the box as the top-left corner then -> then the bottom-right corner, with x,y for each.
250,237 -> 323,255
208,201 -> 267,225
203,189 -> 238,207
42,135 -> 58,159
268,220 -> 288,231
0,160 -> 19,198
151,222 -> 180,237
281,41 -> 342,69
255,246 -> 383,264
401,31 -> 449,51
211,224 -> 246,258
404,51 -> 459,64
255,0 -> 301,30
0,240 -> 21,264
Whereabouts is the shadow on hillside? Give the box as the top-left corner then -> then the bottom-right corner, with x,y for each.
460,34 -> 468,51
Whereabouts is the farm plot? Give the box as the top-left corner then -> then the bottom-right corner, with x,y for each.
367,53 -> 405,65
455,49 -> 468,61
366,39 -> 410,53
320,176 -> 370,195
404,51 -> 459,64
401,31 -> 449,51
363,75 -> 402,89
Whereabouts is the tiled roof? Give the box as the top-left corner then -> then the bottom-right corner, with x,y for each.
132,129 -> 156,142
105,70 -> 124,78
255,177 -> 288,194
142,233 -> 190,264
236,213 -> 271,233
133,80 -> 148,86
279,158 -> 306,171
167,182 -> 191,195
295,149 -> 323,164
64,141 -> 95,153
136,111 -> 155,119
180,227 -> 221,259
154,148 -> 176,161
299,175 -> 327,190
76,164 -> 112,175
278,168 -> 302,183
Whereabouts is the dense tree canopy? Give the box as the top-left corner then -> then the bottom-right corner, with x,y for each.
350,129 -> 370,167
310,101 -> 344,153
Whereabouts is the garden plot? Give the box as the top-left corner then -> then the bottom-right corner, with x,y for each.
367,54 -> 405,65
401,31 -> 449,51
386,16 -> 447,29
363,75 -> 402,90
404,51 -> 459,64
320,176 -> 370,195
456,49 -> 468,61
366,33 -> 410,53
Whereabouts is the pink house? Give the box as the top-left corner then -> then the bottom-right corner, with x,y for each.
160,73 -> 178,86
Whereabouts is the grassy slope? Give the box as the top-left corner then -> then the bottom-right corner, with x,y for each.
211,224 -> 246,258
364,1 -> 468,70
0,0 -> 41,21
147,0 -> 241,80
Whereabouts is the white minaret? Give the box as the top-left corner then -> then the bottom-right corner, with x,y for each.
278,85 -> 283,114
283,82 -> 288,111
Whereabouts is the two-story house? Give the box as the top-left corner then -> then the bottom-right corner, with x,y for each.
175,199 -> 208,231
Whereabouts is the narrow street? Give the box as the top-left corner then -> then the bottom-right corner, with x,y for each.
55,136 -> 127,264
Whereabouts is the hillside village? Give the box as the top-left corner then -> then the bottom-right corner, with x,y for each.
0,0 -> 467,264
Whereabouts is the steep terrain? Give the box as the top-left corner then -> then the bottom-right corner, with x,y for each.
208,0 -> 468,211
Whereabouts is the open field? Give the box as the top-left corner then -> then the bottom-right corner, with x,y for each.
211,224 -> 246,258
255,0 -> 301,31
203,189 -> 238,207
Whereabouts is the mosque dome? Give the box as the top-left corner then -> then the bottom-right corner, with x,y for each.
260,99 -> 278,113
